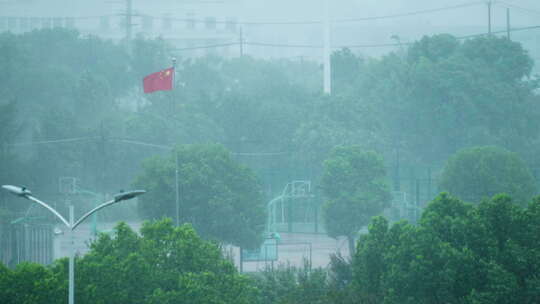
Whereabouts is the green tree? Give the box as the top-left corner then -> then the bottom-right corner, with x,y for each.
439,146 -> 537,204
134,144 -> 266,249
252,262 -> 330,304
320,146 -> 391,255
363,34 -> 540,165
51,219 -> 257,304
345,192 -> 540,303
0,262 -> 61,304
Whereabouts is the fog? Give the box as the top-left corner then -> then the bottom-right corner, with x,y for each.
1,1 -> 540,302
2,0 -> 539,59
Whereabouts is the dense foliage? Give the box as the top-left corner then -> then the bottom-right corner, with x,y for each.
341,193 -> 540,304
439,146 -> 537,204
358,34 -> 540,166
2,29 -> 539,216
0,219 -> 256,304
252,262 -> 330,304
1,26 -> 540,304
134,144 -> 266,249
320,146 -> 391,254
5,193 -> 539,303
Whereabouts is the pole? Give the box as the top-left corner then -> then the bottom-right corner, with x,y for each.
427,167 -> 432,201
239,27 -> 244,57
171,58 -> 180,226
239,247 -> 243,273
415,179 -> 420,222
68,205 -> 74,304
323,0 -> 331,94
175,152 -> 180,226
322,0 -> 331,94
487,1 -> 492,35
506,8 -> 511,40
394,145 -> 401,191
126,0 -> 133,52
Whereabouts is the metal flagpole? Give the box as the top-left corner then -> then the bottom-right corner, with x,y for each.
171,58 -> 180,226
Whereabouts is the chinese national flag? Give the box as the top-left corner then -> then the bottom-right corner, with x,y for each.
143,67 -> 174,93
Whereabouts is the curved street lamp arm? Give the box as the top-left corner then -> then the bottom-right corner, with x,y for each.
26,195 -> 71,228
72,199 -> 116,231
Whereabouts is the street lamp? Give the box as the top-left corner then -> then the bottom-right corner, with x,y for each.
1,185 -> 145,304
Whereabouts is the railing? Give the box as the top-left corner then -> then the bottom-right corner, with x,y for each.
0,223 -> 53,267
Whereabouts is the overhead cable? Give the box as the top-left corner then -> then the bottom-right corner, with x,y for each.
172,24 -> 540,51
333,1 -> 484,23
9,137 -> 99,146
496,1 -> 540,16
0,2 -> 485,26
168,2 -> 482,25
171,42 -> 237,51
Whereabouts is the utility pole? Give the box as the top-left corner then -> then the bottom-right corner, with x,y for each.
126,0 -> 133,51
506,8 -> 511,40
487,1 -> 492,35
394,144 -> 401,191
323,0 -> 331,95
239,27 -> 244,57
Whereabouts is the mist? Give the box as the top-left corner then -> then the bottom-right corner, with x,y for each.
1,1 -> 540,303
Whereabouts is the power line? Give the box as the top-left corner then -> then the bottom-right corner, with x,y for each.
168,2 -> 484,25
233,152 -> 289,156
334,1 -> 484,23
184,1 -> 484,25
172,24 -> 540,51
496,1 -> 540,16
245,42 -> 322,49
0,14 -> 115,20
171,42 -> 237,51
0,1 -> 483,26
8,137 -> 99,147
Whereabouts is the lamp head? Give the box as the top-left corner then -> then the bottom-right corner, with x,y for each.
2,185 -> 32,198
113,190 -> 146,202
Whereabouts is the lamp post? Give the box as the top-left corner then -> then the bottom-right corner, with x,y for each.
1,185 -> 145,304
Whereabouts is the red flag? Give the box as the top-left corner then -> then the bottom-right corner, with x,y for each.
143,67 -> 174,93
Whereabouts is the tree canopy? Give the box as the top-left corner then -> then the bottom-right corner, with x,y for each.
58,219 -> 256,304
338,193 -> 540,304
134,144 -> 266,249
320,146 -> 391,254
439,146 -> 537,204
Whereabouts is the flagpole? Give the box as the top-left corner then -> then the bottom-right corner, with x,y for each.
171,57 -> 180,227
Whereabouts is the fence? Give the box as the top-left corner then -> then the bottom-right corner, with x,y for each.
0,223 -> 53,267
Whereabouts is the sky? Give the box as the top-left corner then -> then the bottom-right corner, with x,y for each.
1,0 -> 539,59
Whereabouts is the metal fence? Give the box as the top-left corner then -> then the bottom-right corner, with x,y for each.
0,223 -> 53,267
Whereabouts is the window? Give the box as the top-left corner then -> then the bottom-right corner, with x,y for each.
52,17 -> 63,28
100,16 -> 110,30
30,17 -> 40,29
186,15 -> 195,30
162,17 -> 172,30
65,18 -> 75,29
142,16 -> 153,31
205,17 -> 216,30
41,18 -> 52,29
225,18 -> 237,32
7,17 -> 17,31
19,18 -> 29,31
